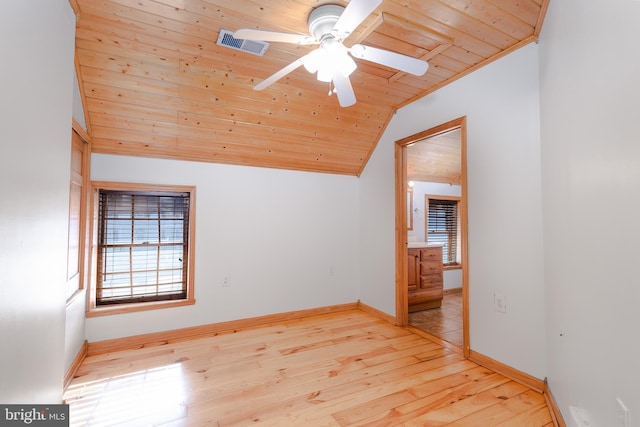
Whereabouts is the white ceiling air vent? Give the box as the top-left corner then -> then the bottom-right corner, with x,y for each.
217,29 -> 269,56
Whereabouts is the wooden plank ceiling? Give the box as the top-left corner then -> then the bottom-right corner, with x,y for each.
407,128 -> 461,185
73,0 -> 548,176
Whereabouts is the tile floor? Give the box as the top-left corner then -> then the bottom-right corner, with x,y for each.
408,291 -> 463,347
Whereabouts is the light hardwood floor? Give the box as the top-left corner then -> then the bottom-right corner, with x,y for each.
65,310 -> 553,426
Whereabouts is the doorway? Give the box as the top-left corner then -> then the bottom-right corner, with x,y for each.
394,117 -> 469,357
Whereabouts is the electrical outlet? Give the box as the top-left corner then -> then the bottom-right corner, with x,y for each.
617,398 -> 630,427
222,275 -> 231,287
494,293 -> 506,313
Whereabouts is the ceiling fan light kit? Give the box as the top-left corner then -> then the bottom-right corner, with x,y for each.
303,40 -> 357,82
233,0 -> 428,107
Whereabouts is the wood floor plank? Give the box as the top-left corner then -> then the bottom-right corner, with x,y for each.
445,389 -> 548,426
493,400 -> 555,426
64,310 -> 552,426
402,381 -> 530,426
332,390 -> 418,425
208,355 -> 436,425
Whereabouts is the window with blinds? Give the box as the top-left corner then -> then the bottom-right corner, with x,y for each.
96,190 -> 191,306
427,197 -> 459,265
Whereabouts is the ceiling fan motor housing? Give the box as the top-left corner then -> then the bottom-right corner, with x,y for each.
308,4 -> 345,41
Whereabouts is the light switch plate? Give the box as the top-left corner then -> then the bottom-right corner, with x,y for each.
493,293 -> 506,313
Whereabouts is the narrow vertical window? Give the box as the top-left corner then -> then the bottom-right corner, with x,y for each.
66,129 -> 86,300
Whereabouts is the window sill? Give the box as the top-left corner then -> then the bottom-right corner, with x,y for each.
86,297 -> 195,317
443,264 -> 462,271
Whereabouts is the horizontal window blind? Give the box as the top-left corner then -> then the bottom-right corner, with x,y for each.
427,198 -> 458,265
96,190 -> 190,305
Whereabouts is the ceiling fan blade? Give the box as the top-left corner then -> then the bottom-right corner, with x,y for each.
253,54 -> 312,90
332,72 -> 356,107
349,44 -> 429,76
333,0 -> 383,37
234,29 -> 314,45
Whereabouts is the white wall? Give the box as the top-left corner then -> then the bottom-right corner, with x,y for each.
359,43 -> 546,378
87,154 -> 360,341
0,2 -> 76,403
539,0 -> 640,425
409,182 -> 462,290
358,127 -> 397,315
72,69 -> 87,131
65,292 -> 87,373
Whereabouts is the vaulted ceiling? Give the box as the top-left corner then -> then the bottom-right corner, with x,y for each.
72,0 -> 548,176
407,128 -> 461,185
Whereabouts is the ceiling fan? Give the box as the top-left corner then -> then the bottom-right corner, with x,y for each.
234,0 -> 429,107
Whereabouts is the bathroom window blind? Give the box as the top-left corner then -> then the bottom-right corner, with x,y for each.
96,190 -> 190,305
427,198 -> 459,265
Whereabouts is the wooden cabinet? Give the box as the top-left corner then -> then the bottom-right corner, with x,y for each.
408,246 -> 443,312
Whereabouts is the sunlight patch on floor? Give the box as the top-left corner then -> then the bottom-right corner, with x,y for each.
65,363 -> 187,426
